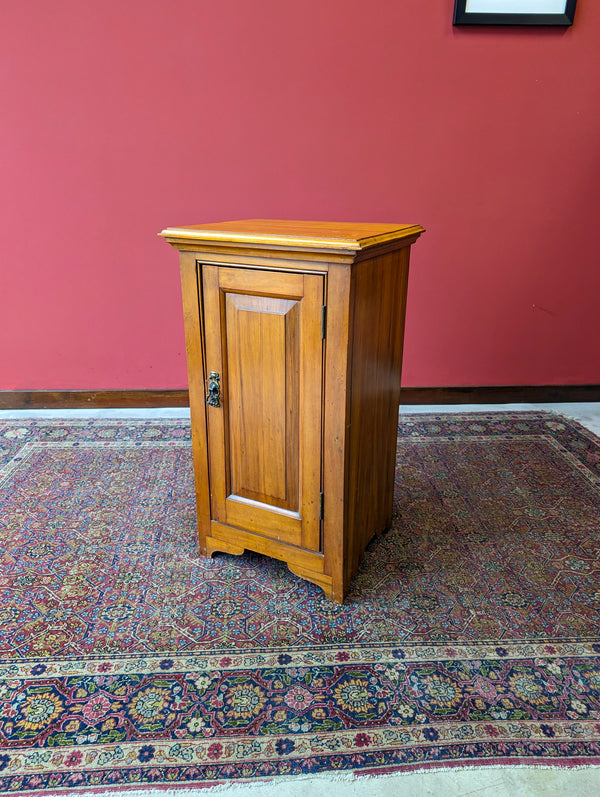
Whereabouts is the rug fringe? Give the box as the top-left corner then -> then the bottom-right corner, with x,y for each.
30,763 -> 600,797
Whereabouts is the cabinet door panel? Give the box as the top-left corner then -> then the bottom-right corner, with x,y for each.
226,292 -> 299,511
202,265 -> 324,551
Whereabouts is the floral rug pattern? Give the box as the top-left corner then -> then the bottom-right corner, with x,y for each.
0,413 -> 599,791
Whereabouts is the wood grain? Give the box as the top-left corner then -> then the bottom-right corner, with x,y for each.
0,390 -> 190,409
225,292 -> 298,510
160,219 -> 424,252
208,521 -> 326,573
201,264 -> 324,552
178,253 -> 212,555
344,246 -> 412,585
163,220 -> 424,601
320,263 -> 353,602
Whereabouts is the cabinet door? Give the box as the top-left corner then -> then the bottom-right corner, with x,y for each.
202,265 -> 324,552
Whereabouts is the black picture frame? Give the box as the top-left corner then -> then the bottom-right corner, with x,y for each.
453,0 -> 577,26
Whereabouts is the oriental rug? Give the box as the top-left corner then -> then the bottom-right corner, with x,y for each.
0,412 -> 599,793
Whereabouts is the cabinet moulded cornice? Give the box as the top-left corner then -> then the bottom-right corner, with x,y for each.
159,219 -> 425,254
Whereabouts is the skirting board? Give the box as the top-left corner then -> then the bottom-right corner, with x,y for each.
0,390 -> 190,410
0,386 -> 599,410
399,385 -> 600,404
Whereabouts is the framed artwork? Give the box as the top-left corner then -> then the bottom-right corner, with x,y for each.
453,0 -> 577,25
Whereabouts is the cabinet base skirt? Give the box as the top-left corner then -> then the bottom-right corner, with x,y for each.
203,523 -> 339,601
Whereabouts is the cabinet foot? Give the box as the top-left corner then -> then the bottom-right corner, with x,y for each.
287,563 -> 341,602
204,536 -> 245,558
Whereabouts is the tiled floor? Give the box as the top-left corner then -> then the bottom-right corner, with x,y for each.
2,402 -> 599,795
3,401 -> 599,436
398,402 -> 600,437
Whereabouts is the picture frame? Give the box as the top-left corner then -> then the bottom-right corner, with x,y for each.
453,0 -> 577,26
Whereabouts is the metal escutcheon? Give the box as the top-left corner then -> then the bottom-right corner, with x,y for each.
205,371 -> 221,407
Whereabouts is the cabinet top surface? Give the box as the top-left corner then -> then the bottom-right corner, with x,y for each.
159,219 -> 424,251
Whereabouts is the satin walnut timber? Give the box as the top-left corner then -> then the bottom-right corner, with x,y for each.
160,219 -> 424,602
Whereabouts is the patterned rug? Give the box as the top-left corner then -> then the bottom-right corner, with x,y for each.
0,412 -> 599,793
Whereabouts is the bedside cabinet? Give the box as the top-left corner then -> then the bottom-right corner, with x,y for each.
160,220 -> 424,602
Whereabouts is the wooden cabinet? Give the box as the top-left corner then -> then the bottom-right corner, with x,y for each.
160,220 -> 424,602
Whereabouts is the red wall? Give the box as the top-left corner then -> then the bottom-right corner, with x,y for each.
1,0 -> 599,390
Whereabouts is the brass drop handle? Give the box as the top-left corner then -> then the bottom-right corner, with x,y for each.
206,371 -> 221,407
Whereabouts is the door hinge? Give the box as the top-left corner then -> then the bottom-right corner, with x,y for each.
321,305 -> 327,339
319,491 -> 324,520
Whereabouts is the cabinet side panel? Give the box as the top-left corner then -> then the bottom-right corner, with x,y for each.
345,246 -> 412,585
